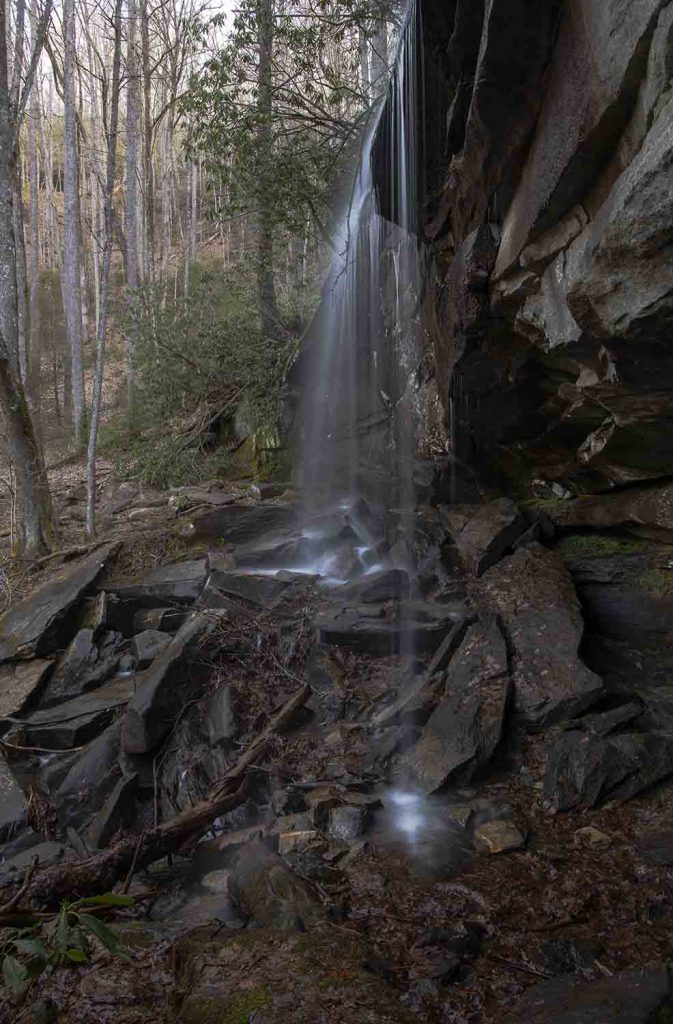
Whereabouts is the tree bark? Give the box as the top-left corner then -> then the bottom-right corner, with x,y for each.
256,0 -> 281,339
86,0 -> 123,539
27,6 -> 41,415
63,0 -> 85,447
0,1 -> 54,557
124,0 -> 140,405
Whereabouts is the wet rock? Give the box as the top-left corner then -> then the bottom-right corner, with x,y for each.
230,842 -> 325,930
327,803 -> 370,841
335,568 -> 411,604
204,685 -> 237,748
0,659 -> 54,728
404,619 -> 511,793
0,840 -> 69,882
22,675 -> 135,750
278,830 -> 322,857
54,721 -> 122,828
130,629 -> 172,668
189,503 -> 297,543
548,484 -> 673,542
130,606 -> 190,634
122,612 -> 219,755
0,543 -> 119,662
316,604 -> 458,656
480,544 -> 604,728
544,728 -> 673,811
305,648 -> 346,724
86,773 -> 137,849
567,701 -> 643,736
205,569 -> 291,608
473,819 -> 525,855
440,498 -> 527,575
39,628 -> 122,707
109,559 -> 208,608
0,754 -> 26,842
507,965 -> 673,1024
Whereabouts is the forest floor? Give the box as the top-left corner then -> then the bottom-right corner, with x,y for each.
0,477 -> 672,1023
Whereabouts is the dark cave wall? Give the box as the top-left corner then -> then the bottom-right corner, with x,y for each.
421,0 -> 673,499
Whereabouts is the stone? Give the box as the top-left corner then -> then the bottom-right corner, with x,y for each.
473,819 -> 526,854
122,612 -> 219,755
130,606 -> 190,634
573,826 -> 611,847
0,840 -> 68,882
130,629 -> 172,667
0,659 -> 54,728
109,559 -> 207,608
548,484 -> 673,542
189,503 -> 297,543
205,569 -> 291,608
544,729 -> 673,811
0,754 -> 25,842
278,830 -> 322,857
204,685 -> 237,748
201,869 -> 231,894
230,842 -> 325,930
637,827 -> 673,867
440,498 -> 527,575
496,0 -> 666,276
506,965 -> 673,1024
86,773 -> 137,849
21,675 -> 135,750
334,568 -> 411,605
327,804 -> 370,841
38,629 -> 122,707
316,603 -> 461,656
0,543 -> 119,662
54,721 -> 123,828
404,619 -> 511,793
77,592 -> 108,631
480,544 -> 604,728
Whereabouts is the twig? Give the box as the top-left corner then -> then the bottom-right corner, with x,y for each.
0,857 -> 38,914
122,834 -> 144,894
485,953 -> 551,979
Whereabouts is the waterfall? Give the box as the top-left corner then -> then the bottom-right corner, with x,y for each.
299,0 -> 424,526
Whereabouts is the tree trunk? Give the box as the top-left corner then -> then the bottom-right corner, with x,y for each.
256,0 -> 281,339
27,6 -> 40,419
63,0 -> 85,448
124,0 -> 140,406
0,1 -> 54,557
86,0 -> 123,538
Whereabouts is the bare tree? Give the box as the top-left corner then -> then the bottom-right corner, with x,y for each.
86,0 -> 123,537
63,0 -> 86,446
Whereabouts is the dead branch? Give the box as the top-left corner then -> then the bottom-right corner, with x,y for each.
8,683 -> 311,910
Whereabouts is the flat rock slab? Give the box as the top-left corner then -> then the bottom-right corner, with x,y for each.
38,628 -> 122,708
131,629 -> 172,667
479,543 -> 604,728
54,721 -> 122,828
109,559 -> 207,607
440,497 -> 527,575
20,674 -> 135,750
0,543 -> 119,662
507,965 -> 673,1024
189,504 -> 297,544
122,612 -> 218,754
544,728 -> 673,811
404,619 -> 511,793
206,570 -> 292,609
316,607 -> 455,656
0,659 -> 54,727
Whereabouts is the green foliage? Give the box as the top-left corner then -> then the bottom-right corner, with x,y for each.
558,533 -> 650,557
109,262 -> 297,488
0,894 -> 134,1000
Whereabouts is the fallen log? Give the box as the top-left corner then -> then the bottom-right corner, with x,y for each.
4,683 -> 312,911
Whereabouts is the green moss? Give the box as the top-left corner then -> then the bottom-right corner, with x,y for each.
559,533 -> 649,557
223,987 -> 272,1023
639,568 -> 673,597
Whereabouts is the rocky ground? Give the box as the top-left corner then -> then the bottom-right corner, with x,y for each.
0,479 -> 672,1022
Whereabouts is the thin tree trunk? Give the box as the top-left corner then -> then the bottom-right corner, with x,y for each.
63,0 -> 85,447
27,4 -> 40,417
124,0 -> 140,406
86,0 -> 123,539
0,0 -> 54,557
183,156 -> 196,294
256,0 -> 281,338
141,0 -> 154,284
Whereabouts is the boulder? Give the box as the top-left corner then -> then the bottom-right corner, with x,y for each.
38,629 -> 122,707
0,754 -> 26,842
54,721 -> 123,828
334,568 -> 411,604
440,498 -> 527,575
507,965 -> 673,1024
544,728 -> 673,811
480,544 -> 604,728
189,503 -> 297,544
109,559 -> 207,608
547,484 -> 673,541
404,619 -> 511,793
130,606 -> 190,634
230,842 -> 325,930
0,659 -> 54,728
21,674 -> 135,750
0,543 -> 119,662
86,773 -> 137,849
316,605 -> 458,656
130,629 -> 172,668
204,685 -> 237,748
121,612 -> 219,755
205,569 -> 292,608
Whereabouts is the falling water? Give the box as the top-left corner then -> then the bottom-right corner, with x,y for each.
299,0 -> 424,536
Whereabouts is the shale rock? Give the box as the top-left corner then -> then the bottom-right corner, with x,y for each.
0,543 -> 119,662
54,721 -> 123,827
21,675 -> 135,750
507,965 -> 673,1024
547,484 -> 673,541
480,544 -> 603,728
440,498 -> 527,575
230,842 -> 325,930
189,503 -> 296,544
121,612 -> 219,755
404,618 -> 511,793
130,629 -> 171,667
109,559 -> 207,608
0,659 -> 54,727
39,629 -> 122,707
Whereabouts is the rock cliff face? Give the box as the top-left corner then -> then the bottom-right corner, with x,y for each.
420,0 -> 673,498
